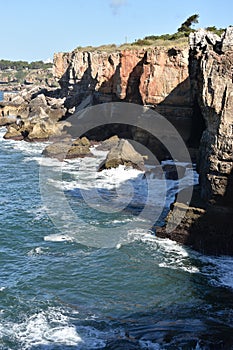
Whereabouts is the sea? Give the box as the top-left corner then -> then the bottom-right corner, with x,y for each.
0,115 -> 233,349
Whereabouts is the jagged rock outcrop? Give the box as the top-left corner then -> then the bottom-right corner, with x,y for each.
189,26 -> 233,203
98,139 -> 145,171
157,27 -> 233,255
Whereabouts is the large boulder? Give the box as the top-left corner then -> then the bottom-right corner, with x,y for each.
98,139 -> 145,171
42,137 -> 92,160
25,120 -> 70,142
3,124 -> 24,141
0,116 -> 16,126
96,135 -> 120,151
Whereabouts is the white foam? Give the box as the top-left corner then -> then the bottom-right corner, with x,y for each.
1,308 -> 83,349
1,134 -> 50,156
126,232 -> 200,274
44,234 -> 74,242
27,247 -> 45,256
200,255 -> 233,289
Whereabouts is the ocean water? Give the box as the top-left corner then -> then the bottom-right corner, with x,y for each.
0,126 -> 233,350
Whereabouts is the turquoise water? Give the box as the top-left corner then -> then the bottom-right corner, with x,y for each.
0,127 -> 233,349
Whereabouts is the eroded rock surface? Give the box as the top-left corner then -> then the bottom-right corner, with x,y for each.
98,139 -> 145,171
157,27 -> 233,255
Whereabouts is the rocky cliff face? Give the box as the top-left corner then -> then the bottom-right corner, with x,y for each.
53,47 -> 193,149
53,48 -> 191,106
189,27 -> 233,204
157,27 -> 233,255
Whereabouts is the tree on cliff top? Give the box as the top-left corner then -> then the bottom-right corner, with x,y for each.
177,14 -> 199,34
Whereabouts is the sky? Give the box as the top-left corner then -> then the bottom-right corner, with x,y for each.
0,0 -> 232,62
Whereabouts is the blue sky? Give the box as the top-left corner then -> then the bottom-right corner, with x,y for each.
0,0 -> 232,62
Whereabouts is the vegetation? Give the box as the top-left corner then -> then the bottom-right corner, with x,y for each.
74,15 -> 226,52
0,59 -> 52,71
205,26 -> 225,36
177,14 -> 200,35
130,14 -> 225,47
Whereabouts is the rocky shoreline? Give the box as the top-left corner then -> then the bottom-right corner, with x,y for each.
0,27 -> 233,255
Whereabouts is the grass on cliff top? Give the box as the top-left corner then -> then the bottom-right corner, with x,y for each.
75,36 -> 189,53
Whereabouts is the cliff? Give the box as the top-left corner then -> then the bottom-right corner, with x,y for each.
53,47 -> 190,105
53,48 -> 193,146
157,27 -> 233,255
189,27 -> 233,204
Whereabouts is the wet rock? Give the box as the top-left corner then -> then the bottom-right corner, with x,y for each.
162,164 -> 186,180
98,139 -> 145,171
144,164 -> 186,180
156,187 -> 233,255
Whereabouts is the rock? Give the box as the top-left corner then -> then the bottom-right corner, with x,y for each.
162,164 -> 186,180
157,27 -> 233,255
53,47 -> 193,147
54,48 -> 191,106
66,144 -> 92,159
46,107 -> 67,122
189,28 -> 221,50
28,105 -> 48,119
11,95 -> 25,104
25,120 -> 69,142
0,116 -> 16,126
72,136 -> 91,147
42,137 -> 92,160
3,124 -> 24,140
30,93 -> 47,107
46,97 -> 66,108
156,188 -> 233,255
96,135 -> 120,151
189,26 -> 233,203
98,139 -> 145,171
221,26 -> 233,52
42,141 -> 72,160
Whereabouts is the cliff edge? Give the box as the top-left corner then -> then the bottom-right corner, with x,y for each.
157,27 -> 233,255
